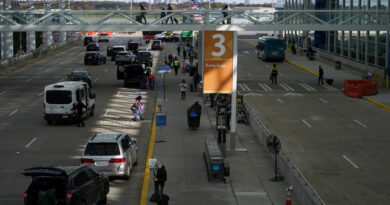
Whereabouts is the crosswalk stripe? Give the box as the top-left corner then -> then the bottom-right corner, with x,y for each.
243,83 -> 251,91
323,84 -> 338,91
283,83 -> 295,91
279,83 -> 294,91
279,83 -> 289,91
258,83 -> 272,91
238,83 -> 246,91
299,83 -> 317,91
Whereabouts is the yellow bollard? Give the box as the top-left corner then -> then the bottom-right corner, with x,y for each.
386,75 -> 389,89
379,72 -> 382,88
372,72 -> 376,82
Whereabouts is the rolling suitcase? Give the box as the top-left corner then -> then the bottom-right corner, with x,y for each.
149,193 -> 160,202
326,78 -> 334,85
158,194 -> 170,205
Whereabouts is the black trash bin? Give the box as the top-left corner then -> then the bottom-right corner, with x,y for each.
335,61 -> 341,70
187,102 -> 201,130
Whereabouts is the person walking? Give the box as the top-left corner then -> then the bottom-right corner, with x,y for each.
76,100 -> 86,127
193,71 -> 201,92
132,96 -> 144,121
149,73 -> 155,90
222,5 -> 228,24
165,4 -> 174,24
160,7 -> 166,24
168,53 -> 173,65
318,65 -> 324,86
177,44 -> 181,57
179,79 -> 188,100
140,3 -> 146,24
291,42 -> 296,55
154,162 -> 167,200
270,64 -> 279,84
173,57 -> 180,75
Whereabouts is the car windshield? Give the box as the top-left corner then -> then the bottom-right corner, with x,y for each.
84,143 -> 120,156
46,90 -> 72,104
100,33 -> 108,36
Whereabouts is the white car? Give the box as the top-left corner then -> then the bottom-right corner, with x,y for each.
115,51 -> 136,65
98,33 -> 110,42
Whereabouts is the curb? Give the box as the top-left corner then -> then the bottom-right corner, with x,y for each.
366,98 -> 390,111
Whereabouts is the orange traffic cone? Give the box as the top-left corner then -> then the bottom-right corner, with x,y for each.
286,186 -> 293,205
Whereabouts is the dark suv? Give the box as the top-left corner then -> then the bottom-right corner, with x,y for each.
135,51 -> 153,67
117,64 -> 147,88
86,42 -> 100,51
23,166 -> 109,205
67,71 -> 92,88
83,36 -> 96,46
84,51 -> 107,65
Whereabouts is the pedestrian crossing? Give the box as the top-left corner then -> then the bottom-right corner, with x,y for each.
238,82 -> 339,92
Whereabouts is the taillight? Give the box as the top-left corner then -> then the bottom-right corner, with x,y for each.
81,158 -> 95,163
109,158 -> 125,163
24,193 -> 27,198
66,193 -> 72,199
72,103 -> 76,110
94,54 -> 97,57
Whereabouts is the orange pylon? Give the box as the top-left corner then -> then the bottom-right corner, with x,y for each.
286,186 -> 293,205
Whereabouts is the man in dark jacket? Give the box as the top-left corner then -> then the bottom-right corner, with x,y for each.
76,100 -> 86,127
140,3 -> 146,24
193,71 -> 201,91
165,4 -> 174,24
318,65 -> 324,86
154,163 -> 167,199
160,7 -> 166,24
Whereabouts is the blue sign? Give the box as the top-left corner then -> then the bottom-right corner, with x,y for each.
156,112 -> 167,127
158,65 -> 171,74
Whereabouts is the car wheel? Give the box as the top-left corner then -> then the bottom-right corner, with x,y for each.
47,120 -> 53,125
98,195 -> 107,204
123,165 -> 130,180
84,61 -> 88,65
90,105 -> 95,117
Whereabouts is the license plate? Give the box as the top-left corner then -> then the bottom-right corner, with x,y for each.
62,115 -> 68,118
272,51 -> 278,55
96,161 -> 109,166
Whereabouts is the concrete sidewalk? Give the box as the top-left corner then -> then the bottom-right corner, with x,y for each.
146,43 -> 296,205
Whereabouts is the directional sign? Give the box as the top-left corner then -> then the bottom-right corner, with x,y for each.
156,112 -> 167,127
149,158 -> 158,172
158,65 -> 171,74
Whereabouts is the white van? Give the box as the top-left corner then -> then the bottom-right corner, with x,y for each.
43,81 -> 96,124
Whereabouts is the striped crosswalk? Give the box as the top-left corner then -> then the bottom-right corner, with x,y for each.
237,82 -> 339,93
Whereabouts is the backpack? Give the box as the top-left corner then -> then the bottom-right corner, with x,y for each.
174,60 -> 179,67
131,103 -> 138,112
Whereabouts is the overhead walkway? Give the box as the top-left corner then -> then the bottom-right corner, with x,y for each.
0,9 -> 389,31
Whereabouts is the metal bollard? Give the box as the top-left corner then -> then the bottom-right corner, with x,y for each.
386,75 -> 389,89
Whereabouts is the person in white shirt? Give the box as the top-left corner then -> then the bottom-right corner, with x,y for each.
179,79 -> 188,100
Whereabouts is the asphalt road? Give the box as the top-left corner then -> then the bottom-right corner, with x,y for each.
236,40 -> 390,204
0,36 -> 162,205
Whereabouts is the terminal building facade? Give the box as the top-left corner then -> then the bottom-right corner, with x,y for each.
284,0 -> 390,70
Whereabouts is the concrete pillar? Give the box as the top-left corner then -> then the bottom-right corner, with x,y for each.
348,31 -> 351,58
375,31 -> 379,66
357,31 -> 360,60
2,0 -> 13,59
386,31 -> 389,70
44,0 -> 52,47
365,30 -> 369,65
59,0 -> 67,42
26,0 -> 35,52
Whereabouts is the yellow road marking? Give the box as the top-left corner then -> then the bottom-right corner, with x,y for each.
0,44 -> 76,79
139,99 -> 159,205
367,98 -> 390,111
246,41 -> 319,77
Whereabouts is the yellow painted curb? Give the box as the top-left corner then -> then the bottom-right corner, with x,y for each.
245,41 -> 319,78
139,98 -> 159,205
367,98 -> 390,111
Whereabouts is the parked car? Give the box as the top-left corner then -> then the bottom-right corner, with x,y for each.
86,42 -> 100,51
111,46 -> 127,61
117,64 -> 148,88
83,36 -> 97,46
151,40 -> 163,50
115,51 -> 136,65
155,32 -> 180,42
84,51 -> 107,65
98,33 -> 110,42
43,81 -> 95,124
67,71 -> 92,88
135,51 -> 153,67
81,133 -> 138,179
22,166 -> 109,205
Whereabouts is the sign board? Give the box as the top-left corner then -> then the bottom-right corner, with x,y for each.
149,158 -> 158,172
156,112 -> 167,127
158,65 -> 171,74
203,31 -> 235,94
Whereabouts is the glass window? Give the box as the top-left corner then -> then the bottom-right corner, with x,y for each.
84,143 -> 120,156
46,90 -> 72,104
73,171 -> 90,188
85,168 -> 98,180
121,138 -> 130,151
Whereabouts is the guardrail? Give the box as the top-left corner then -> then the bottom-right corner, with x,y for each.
243,99 -> 326,205
0,38 -> 81,72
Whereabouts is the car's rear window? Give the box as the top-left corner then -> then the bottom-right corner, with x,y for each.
113,47 -> 125,52
46,90 -> 72,104
84,143 -> 120,156
118,52 -> 128,56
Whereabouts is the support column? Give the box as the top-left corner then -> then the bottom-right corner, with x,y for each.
375,31 -> 379,66
365,30 -> 369,65
386,31 -> 389,71
348,31 -> 351,58
27,0 -> 35,52
357,31 -> 360,60
44,0 -> 52,47
2,0 -> 13,59
59,0 -> 67,42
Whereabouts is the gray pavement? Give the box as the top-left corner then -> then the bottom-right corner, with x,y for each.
146,42 -> 295,205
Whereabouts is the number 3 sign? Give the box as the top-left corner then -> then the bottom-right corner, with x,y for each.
203,31 -> 235,93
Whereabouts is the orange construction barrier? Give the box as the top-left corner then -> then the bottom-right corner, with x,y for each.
343,80 -> 377,98
286,186 -> 293,205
